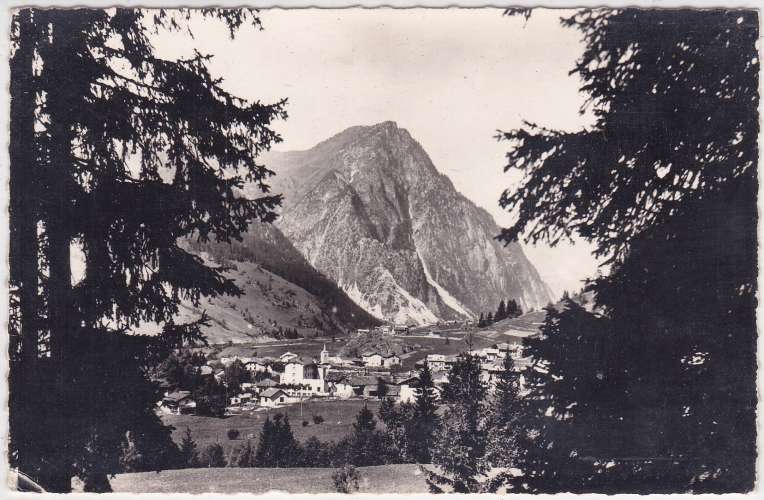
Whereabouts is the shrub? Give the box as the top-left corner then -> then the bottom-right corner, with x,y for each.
333,465 -> 360,493
200,443 -> 226,468
227,428 -> 240,440
312,414 -> 325,425
302,420 -> 309,427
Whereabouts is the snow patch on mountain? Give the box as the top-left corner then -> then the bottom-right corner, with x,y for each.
341,281 -> 385,320
417,249 -> 474,319
341,273 -> 439,326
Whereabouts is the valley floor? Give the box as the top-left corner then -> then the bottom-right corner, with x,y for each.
161,399 -> 384,451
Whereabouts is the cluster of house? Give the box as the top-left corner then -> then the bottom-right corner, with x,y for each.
160,341 -> 528,415
161,345 -> 410,414
355,324 -> 410,336
419,342 -> 528,387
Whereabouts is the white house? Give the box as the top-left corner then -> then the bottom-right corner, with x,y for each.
361,352 -> 384,367
259,388 -> 289,407
395,376 -> 420,403
426,353 -> 458,371
361,352 -> 401,368
381,353 -> 401,368
245,358 -> 271,373
327,373 -> 355,399
281,357 -> 328,394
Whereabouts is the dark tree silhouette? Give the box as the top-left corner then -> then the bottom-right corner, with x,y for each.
8,8 -> 286,491
179,427 -> 199,468
341,404 -> 385,467
427,354 -> 489,493
499,8 -> 757,493
495,300 -> 507,322
410,364 -> 440,463
255,414 -> 300,467
485,352 -> 521,474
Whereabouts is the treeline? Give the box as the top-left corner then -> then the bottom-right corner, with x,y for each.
477,298 -> 522,327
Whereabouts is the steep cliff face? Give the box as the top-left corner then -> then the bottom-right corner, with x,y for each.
261,121 -> 553,324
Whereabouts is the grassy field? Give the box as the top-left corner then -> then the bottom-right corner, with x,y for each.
161,399 -> 383,453
109,464 -> 430,494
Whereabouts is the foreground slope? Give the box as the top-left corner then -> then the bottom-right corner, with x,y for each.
107,464 -> 429,494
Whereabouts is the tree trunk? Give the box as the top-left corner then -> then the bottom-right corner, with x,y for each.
37,11 -> 77,492
9,8 -> 39,368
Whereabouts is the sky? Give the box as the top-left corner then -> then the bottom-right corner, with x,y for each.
151,8 -> 602,297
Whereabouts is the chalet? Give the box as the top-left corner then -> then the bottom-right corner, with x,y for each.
162,391 -> 196,415
393,325 -> 409,334
361,352 -> 384,367
279,352 -> 299,362
356,328 -> 370,335
395,376 -> 420,403
348,375 -> 380,397
480,361 -> 505,387
382,384 -> 401,400
361,352 -> 401,368
426,354 -> 457,371
381,353 -> 401,368
326,373 -> 355,399
256,378 -> 278,391
198,365 -> 214,377
485,348 -> 501,361
259,388 -> 289,407
245,358 -> 271,373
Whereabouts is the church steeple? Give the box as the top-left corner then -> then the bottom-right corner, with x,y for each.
320,343 -> 329,364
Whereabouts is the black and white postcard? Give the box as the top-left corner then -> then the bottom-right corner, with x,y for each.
4,2 -> 760,495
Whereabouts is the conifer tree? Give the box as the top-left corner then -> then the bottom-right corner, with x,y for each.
409,364 -> 439,463
179,427 -> 199,468
8,8 -> 286,491
427,354 -> 489,492
499,8 -> 757,492
484,353 -> 522,490
255,414 -> 299,467
495,300 -> 507,322
349,405 -> 384,466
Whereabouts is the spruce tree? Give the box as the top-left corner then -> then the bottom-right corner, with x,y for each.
495,300 -> 507,322
499,8 -> 757,492
179,427 -> 199,468
409,364 -> 439,463
8,7 -> 286,491
427,354 -> 489,493
350,405 -> 383,466
484,354 -> 522,490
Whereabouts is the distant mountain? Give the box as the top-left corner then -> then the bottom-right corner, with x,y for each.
257,121 -> 554,325
180,222 -> 380,344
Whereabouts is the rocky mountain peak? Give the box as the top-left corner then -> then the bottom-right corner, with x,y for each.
261,122 -> 554,325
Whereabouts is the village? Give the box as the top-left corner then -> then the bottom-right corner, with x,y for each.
159,322 -> 530,417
